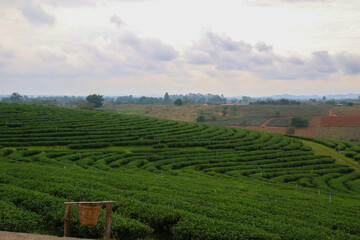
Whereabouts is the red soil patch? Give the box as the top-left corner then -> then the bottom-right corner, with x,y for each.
294,127 -> 319,137
309,116 -> 322,127
320,116 -> 360,127
328,107 -> 337,116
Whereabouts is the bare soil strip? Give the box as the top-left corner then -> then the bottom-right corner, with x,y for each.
301,140 -> 360,172
329,107 -> 336,116
0,231 -> 92,240
260,117 -> 273,127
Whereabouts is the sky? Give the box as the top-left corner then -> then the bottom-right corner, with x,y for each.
0,0 -> 359,97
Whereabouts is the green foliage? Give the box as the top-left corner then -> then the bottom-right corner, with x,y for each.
291,117 -> 309,128
268,117 -> 292,127
174,98 -> 183,106
86,94 -> 104,108
326,100 -> 336,106
196,115 -> 205,122
1,102 -> 360,239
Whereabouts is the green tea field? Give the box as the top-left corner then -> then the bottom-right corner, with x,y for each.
1,103 -> 360,239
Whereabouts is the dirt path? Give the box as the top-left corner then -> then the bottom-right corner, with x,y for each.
301,140 -> 360,172
260,118 -> 273,127
0,231 -> 92,240
329,107 -> 336,116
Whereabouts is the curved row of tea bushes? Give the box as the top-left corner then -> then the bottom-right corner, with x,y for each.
2,158 -> 360,239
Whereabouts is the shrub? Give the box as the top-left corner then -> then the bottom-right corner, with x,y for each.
291,117 -> 309,128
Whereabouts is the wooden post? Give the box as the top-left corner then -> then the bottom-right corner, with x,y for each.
63,201 -> 116,238
63,204 -> 71,237
104,202 -> 113,239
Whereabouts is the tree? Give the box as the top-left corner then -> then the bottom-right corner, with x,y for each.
86,94 -> 104,108
196,115 -> 205,122
242,96 -> 251,104
326,100 -> 336,106
10,92 -> 23,103
163,92 -> 170,105
174,98 -> 183,106
291,117 -> 309,128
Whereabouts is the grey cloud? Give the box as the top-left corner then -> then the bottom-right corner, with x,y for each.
0,45 -> 14,59
0,0 -> 96,8
186,32 -> 360,80
120,32 -> 178,61
287,57 -> 304,65
0,45 -> 14,69
184,51 -> 213,65
110,14 -> 125,27
335,53 -> 360,75
37,49 -> 67,62
46,0 -> 97,8
309,51 -> 337,74
19,4 -> 55,25
255,42 -> 273,52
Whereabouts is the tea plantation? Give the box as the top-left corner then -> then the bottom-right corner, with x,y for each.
1,102 -> 360,239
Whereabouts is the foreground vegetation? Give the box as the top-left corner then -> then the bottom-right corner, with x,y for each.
1,103 -> 360,239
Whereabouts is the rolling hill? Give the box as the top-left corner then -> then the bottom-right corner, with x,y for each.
1,102 -> 360,239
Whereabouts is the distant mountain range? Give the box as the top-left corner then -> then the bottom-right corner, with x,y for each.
1,93 -> 360,101
252,93 -> 360,100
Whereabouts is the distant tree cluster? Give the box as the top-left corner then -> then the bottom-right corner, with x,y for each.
105,93 -> 227,105
1,92 -> 84,106
291,117 -> 309,128
1,92 -> 228,107
325,100 -> 354,106
325,100 -> 336,106
339,101 -> 354,106
164,93 -> 227,105
250,99 -> 301,105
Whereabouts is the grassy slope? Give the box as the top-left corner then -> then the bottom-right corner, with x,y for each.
1,103 -> 360,239
302,140 -> 360,172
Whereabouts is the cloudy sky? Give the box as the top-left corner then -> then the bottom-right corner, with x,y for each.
0,0 -> 359,96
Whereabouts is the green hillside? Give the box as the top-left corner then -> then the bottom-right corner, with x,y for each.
1,102 -> 360,239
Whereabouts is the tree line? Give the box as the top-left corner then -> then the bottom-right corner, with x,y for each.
1,92 -> 227,109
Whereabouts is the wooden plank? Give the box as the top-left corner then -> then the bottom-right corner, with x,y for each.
104,203 -> 113,239
63,204 -> 71,237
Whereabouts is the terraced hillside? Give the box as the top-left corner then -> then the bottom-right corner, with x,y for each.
1,103 -> 360,239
